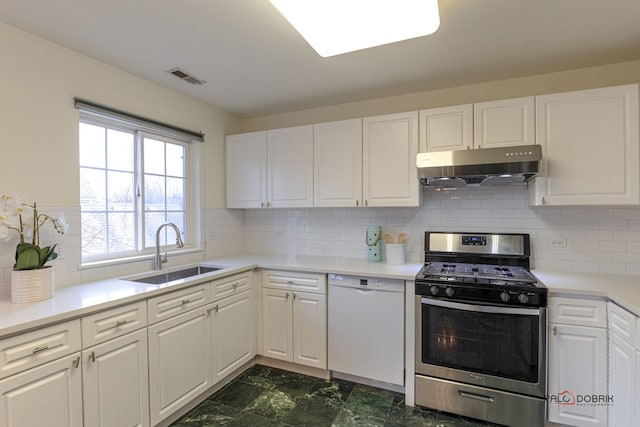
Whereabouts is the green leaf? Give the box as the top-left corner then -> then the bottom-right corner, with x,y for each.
14,243 -> 41,270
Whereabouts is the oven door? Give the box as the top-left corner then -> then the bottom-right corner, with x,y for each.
415,296 -> 546,397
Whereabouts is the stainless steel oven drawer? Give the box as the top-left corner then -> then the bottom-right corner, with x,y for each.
415,375 -> 546,427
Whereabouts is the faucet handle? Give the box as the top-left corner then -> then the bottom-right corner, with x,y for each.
161,252 -> 168,264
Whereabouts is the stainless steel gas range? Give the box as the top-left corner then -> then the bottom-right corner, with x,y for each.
415,232 -> 547,427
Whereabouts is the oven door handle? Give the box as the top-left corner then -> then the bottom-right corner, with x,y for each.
458,390 -> 495,403
421,297 -> 542,316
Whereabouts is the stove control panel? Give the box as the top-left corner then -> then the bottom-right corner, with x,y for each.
416,282 -> 547,308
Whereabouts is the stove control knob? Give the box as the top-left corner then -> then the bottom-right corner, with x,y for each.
445,287 -> 455,297
499,291 -> 510,303
518,293 -> 530,304
430,286 -> 439,296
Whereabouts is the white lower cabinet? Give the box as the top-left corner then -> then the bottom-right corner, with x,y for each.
548,297 -> 608,426
82,328 -> 149,427
0,353 -> 83,427
262,287 -> 327,369
608,332 -> 636,427
211,289 -> 256,382
148,306 -> 212,425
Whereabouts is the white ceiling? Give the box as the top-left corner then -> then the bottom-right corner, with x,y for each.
1,0 -> 640,118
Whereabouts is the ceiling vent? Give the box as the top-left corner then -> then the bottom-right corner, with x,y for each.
166,68 -> 206,85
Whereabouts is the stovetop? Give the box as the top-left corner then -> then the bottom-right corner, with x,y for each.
415,231 -> 547,307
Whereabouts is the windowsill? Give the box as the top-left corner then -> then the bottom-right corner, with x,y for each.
79,247 -> 204,270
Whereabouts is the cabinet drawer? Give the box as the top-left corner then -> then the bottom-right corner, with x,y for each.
211,272 -> 252,301
147,284 -> 210,324
263,270 -> 326,294
549,297 -> 606,327
82,301 -> 147,347
0,319 -> 81,379
608,302 -> 637,344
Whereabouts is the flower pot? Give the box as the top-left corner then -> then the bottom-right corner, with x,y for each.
11,266 -> 55,303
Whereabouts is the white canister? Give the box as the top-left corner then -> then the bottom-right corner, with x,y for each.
385,243 -> 405,265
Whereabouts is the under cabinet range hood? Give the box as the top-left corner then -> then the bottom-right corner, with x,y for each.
416,144 -> 542,188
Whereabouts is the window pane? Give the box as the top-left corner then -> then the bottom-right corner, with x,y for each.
108,213 -> 136,252
81,212 -> 107,255
145,212 -> 167,247
144,138 -> 165,175
80,168 -> 106,211
107,171 -> 135,211
166,143 -> 185,177
145,175 -> 165,211
79,123 -> 105,168
107,129 -> 134,172
167,177 -> 185,210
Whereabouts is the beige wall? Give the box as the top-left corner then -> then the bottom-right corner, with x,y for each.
240,60 -> 640,131
0,22 -> 241,209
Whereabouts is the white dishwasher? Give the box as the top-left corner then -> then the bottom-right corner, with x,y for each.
328,273 -> 405,386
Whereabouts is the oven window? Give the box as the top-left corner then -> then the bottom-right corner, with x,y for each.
421,301 -> 540,383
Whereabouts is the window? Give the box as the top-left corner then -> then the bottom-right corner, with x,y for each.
79,116 -> 196,263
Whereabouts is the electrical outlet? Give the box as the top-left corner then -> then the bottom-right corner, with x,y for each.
549,237 -> 567,248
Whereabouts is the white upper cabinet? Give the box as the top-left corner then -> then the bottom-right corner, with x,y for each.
419,97 -> 534,153
226,131 -> 267,208
313,118 -> 363,207
473,96 -> 535,148
267,125 -> 314,208
530,84 -> 640,206
226,125 -> 313,208
363,111 -> 421,207
419,104 -> 473,152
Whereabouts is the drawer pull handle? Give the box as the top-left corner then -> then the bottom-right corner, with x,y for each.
286,280 -> 294,285
458,390 -> 495,403
181,299 -> 191,305
214,304 -> 219,313
553,326 -> 557,336
72,356 -> 80,368
89,351 -> 96,363
115,319 -> 131,327
32,346 -> 49,354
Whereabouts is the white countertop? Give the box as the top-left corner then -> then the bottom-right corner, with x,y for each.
0,254 -> 423,338
533,269 -> 640,317
2,253 -> 640,338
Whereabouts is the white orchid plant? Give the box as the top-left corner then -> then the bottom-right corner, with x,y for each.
0,194 -> 68,270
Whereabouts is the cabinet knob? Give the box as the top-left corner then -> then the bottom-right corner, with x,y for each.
72,356 -> 80,369
89,351 -> 96,363
541,197 -> 546,205
552,326 -> 557,336
261,201 -> 265,208
285,292 -> 290,299
356,200 -> 359,207
214,304 -> 219,313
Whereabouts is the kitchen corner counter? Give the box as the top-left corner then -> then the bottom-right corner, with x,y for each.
533,269 -> 640,316
0,254 -> 422,338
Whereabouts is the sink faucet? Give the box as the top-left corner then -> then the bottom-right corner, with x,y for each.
155,222 -> 185,270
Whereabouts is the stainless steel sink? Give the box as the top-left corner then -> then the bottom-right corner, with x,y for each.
129,266 -> 222,284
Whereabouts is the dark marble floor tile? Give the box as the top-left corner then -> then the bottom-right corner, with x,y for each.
171,400 -> 240,426
342,384 -> 395,420
237,364 -> 287,389
285,395 -> 343,427
331,407 -> 386,427
227,411 -> 288,427
306,378 -> 355,403
384,403 -> 437,427
210,381 -> 265,410
270,370 -> 319,398
245,388 -> 298,421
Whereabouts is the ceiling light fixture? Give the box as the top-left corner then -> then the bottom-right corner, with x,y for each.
270,0 -> 440,57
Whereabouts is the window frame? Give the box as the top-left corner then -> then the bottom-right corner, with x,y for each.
79,113 -> 200,265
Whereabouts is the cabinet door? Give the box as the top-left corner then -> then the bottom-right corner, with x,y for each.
548,323 -> 607,426
226,131 -> 267,208
473,96 -> 535,148
82,329 -> 149,427
292,292 -> 326,369
267,125 -> 314,208
609,332 -> 636,427
0,353 -> 82,427
419,104 -> 472,152
532,84 -> 639,206
262,288 -> 293,362
148,307 -> 212,425
211,290 -> 256,382
313,118 -> 363,207
363,111 -> 421,207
